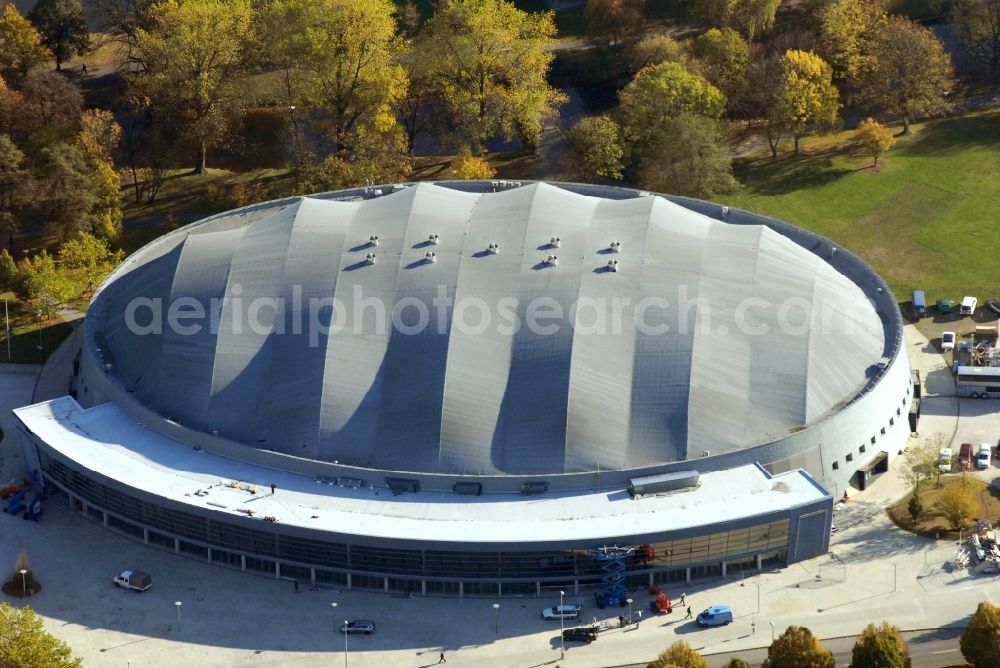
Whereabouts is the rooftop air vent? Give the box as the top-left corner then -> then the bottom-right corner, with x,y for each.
606,259 -> 618,272
549,236 -> 561,248
364,252 -> 376,264
609,241 -> 621,253
425,252 -> 437,263
428,234 -> 439,245
544,255 -> 558,267
369,235 -> 380,246
487,243 -> 499,254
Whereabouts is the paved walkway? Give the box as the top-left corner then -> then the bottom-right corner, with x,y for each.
0,323 -> 996,668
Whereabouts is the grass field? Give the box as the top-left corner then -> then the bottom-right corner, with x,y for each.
721,108 -> 1000,302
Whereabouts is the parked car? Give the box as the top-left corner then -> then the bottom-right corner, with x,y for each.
562,626 -> 598,642
976,444 -> 991,470
542,603 -> 582,621
959,443 -> 974,470
912,290 -> 927,319
339,620 -> 376,634
941,331 -> 956,351
696,605 -> 734,627
987,299 -> 1000,317
938,298 -> 956,314
113,570 -> 152,592
939,448 -> 953,473
961,296 -> 978,316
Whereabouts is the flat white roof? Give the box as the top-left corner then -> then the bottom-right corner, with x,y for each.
14,397 -> 828,546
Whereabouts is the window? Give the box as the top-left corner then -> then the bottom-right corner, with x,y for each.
832,462 -> 839,470
860,445 -> 866,453
889,418 -> 894,427
846,454 -> 853,462
881,427 -> 886,435
871,436 -> 877,444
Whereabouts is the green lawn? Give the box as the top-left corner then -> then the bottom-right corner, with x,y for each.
721,108 -> 1000,302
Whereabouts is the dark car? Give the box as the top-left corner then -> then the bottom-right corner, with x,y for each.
562,626 -> 598,642
339,620 -> 375,634
987,299 -> 1000,316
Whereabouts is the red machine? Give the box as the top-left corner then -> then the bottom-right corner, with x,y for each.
649,589 -> 673,613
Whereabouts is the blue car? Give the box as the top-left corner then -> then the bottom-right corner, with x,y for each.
696,605 -> 734,627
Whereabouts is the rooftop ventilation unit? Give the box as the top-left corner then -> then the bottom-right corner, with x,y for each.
453,481 -> 483,496
544,255 -> 558,267
487,243 -> 499,254
425,252 -> 437,263
385,477 -> 420,494
369,234 -> 380,246
609,241 -> 621,253
364,253 -> 376,264
428,234 -> 439,245
606,259 -> 618,272
521,481 -> 549,496
549,237 -> 561,248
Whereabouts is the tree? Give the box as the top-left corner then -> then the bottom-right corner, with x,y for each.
774,50 -> 840,155
0,248 -> 17,291
58,232 -> 125,295
744,50 -> 785,156
78,108 -> 122,161
693,28 -> 749,108
850,622 -> 912,668
422,0 -> 565,152
628,34 -> 688,72
451,147 -> 496,179
637,113 -> 737,198
131,0 -> 253,173
258,0 -> 407,168
14,252 -> 76,318
29,0 -> 89,71
567,115 -> 626,180
907,493 -> 922,523
16,69 -> 83,149
961,601 -> 1000,667
0,603 -> 80,667
817,0 -> 886,86
762,626 -> 834,668
91,0 -> 159,71
619,61 -> 726,144
0,134 -> 28,253
859,16 -> 955,134
937,480 -> 980,530
952,0 -> 1000,84
856,117 -> 894,166
35,142 -> 97,240
688,0 -> 782,40
647,640 -> 709,668
901,436 -> 940,494
0,5 -> 52,85
724,660 -> 750,668
584,0 -> 644,47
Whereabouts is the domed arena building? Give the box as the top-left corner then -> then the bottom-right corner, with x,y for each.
14,181 -> 911,597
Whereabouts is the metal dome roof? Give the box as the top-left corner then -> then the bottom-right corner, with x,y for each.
89,182 -> 885,475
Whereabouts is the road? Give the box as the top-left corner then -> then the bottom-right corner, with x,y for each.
613,628 -> 965,668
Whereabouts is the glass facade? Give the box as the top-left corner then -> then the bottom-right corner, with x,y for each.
39,449 -> 797,596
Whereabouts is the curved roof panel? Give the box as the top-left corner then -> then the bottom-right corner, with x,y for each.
93,182 -> 885,475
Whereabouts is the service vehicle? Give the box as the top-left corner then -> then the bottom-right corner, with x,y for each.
912,291 -> 927,319
113,570 -> 152,592
961,296 -> 978,316
649,589 -> 673,613
696,605 -> 734,627
542,603 -> 582,621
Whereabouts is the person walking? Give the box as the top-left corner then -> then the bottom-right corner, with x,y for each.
685,606 -> 692,619
438,650 -> 446,663
634,610 -> 642,628
618,614 -> 624,628
679,592 -> 686,605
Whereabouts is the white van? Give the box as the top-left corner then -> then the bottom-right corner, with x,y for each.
976,443 -> 991,470
541,603 -> 581,621
961,296 -> 977,316
938,448 -> 953,473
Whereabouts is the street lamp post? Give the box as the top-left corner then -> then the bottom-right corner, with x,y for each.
769,620 -> 775,642
343,619 -> 349,668
19,569 -> 27,595
755,582 -> 761,614
174,601 -> 182,631
892,563 -> 897,592
559,590 -> 565,659
626,598 -> 633,627
492,602 -> 500,634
